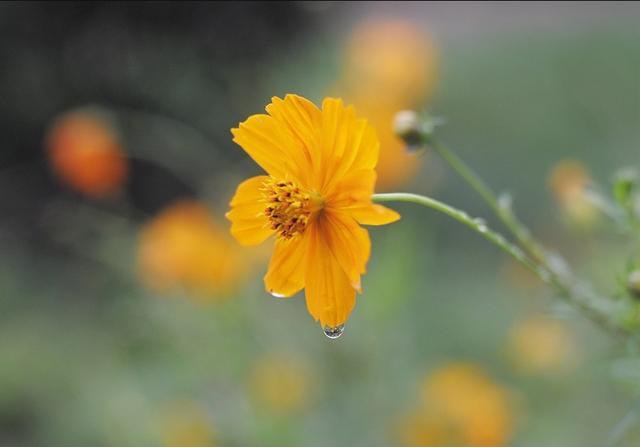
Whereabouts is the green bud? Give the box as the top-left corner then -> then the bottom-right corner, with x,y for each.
627,269 -> 640,299
613,168 -> 638,207
393,110 -> 424,151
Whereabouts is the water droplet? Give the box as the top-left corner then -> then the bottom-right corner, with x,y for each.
473,217 -> 486,226
477,225 -> 488,233
322,324 -> 345,339
269,290 -> 286,298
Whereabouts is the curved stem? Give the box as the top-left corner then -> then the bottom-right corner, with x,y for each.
373,192 -> 628,337
432,141 -> 547,263
373,193 -> 545,281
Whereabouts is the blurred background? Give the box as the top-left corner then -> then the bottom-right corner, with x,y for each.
1,2 -> 640,446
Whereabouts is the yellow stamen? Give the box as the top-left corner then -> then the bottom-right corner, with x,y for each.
262,178 -> 322,240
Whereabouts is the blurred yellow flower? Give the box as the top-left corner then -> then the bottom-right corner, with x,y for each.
507,315 -> 579,376
343,18 -> 438,106
339,19 -> 438,191
356,99 -> 424,192
419,363 -> 514,447
548,159 -> 599,227
226,94 -> 399,333
46,108 -> 128,198
395,408 -> 453,447
248,354 -> 313,414
160,400 -> 216,447
138,200 -> 250,300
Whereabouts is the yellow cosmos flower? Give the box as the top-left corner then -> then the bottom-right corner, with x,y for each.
547,159 -> 599,227
395,408 -> 452,447
343,18 -> 438,107
138,200 -> 252,301
507,315 -> 579,376
248,354 -> 314,414
420,363 -> 515,447
337,19 -> 438,190
159,400 -> 216,447
226,94 -> 400,333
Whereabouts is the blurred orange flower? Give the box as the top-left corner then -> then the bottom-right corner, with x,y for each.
343,18 -> 438,106
46,108 -> 128,198
339,19 -> 438,191
248,354 -> 314,414
226,94 -> 399,333
418,363 -> 514,447
395,408 -> 453,447
548,159 -> 598,227
507,315 -> 579,376
160,400 -> 216,447
138,200 -> 252,301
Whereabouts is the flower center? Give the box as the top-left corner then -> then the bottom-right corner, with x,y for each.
262,178 -> 322,240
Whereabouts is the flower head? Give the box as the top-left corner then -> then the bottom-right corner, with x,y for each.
420,363 -> 515,447
338,19 -> 438,191
226,94 -> 400,332
138,200 -> 252,301
548,159 -> 598,227
248,353 -> 314,414
46,108 -> 128,198
159,400 -> 217,447
507,315 -> 579,376
343,18 -> 438,106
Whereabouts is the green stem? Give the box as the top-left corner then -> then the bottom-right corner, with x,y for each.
432,141 -> 547,263
373,193 -> 545,281
373,192 -> 628,337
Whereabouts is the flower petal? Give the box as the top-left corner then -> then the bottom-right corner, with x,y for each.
347,204 -> 401,226
319,98 -> 380,193
264,235 -> 309,297
226,176 -> 272,246
320,211 -> 370,291
326,168 -> 376,208
231,113 -> 310,184
304,224 -> 357,328
266,94 -> 321,173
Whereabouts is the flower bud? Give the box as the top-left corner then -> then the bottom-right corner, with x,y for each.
394,110 -> 424,152
614,168 -> 638,208
627,269 -> 640,299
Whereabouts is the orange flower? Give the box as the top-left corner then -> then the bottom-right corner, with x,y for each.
507,315 -> 579,376
138,200 -> 250,300
160,400 -> 216,447
395,408 -> 452,447
547,159 -> 598,227
248,354 -> 313,414
343,19 -> 438,106
226,94 -> 400,334
420,363 -> 514,447
46,109 -> 128,197
356,99 -> 423,191
339,19 -> 438,191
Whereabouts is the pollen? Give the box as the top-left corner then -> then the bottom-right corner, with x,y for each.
262,178 -> 320,240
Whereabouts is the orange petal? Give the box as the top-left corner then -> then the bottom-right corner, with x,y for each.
347,204 -> 401,226
266,94 -> 321,173
226,176 -> 272,246
304,224 -> 357,328
319,98 -> 380,193
264,235 -> 309,297
326,168 -> 376,208
231,114 -> 309,184
319,211 -> 370,291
